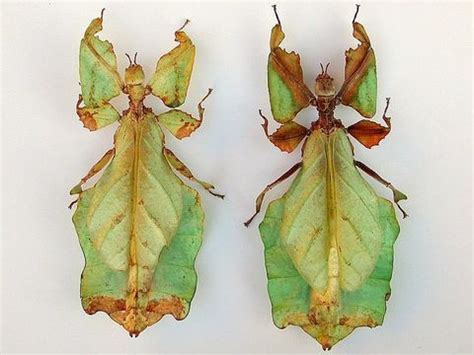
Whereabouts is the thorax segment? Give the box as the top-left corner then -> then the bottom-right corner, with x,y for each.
311,96 -> 342,134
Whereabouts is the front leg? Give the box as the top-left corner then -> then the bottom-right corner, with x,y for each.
347,98 -> 392,149
163,147 -> 224,199
76,95 -> 121,131
157,89 -> 212,139
259,110 -> 308,153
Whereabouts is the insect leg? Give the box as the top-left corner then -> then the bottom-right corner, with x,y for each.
163,147 -> 224,199
354,160 -> 408,218
69,148 -> 115,196
195,88 -> 213,129
68,148 -> 114,209
259,109 -> 308,153
76,95 -> 121,131
244,161 -> 302,227
347,98 -> 392,149
259,110 -> 272,143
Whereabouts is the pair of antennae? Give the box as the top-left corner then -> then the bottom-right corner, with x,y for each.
125,52 -> 138,66
320,62 -> 330,75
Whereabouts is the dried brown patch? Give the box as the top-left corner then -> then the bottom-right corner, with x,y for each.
176,121 -> 199,139
282,312 -> 312,328
308,311 -> 318,325
336,314 -> 377,328
366,317 -> 376,327
339,316 -> 349,325
84,295 -> 188,336
78,109 -> 98,131
84,296 -> 126,315
146,296 -> 186,320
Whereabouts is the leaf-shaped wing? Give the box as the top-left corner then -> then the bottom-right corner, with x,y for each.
72,113 -> 203,335
281,129 -> 384,292
259,128 -> 400,349
268,24 -> 313,123
260,195 -> 398,349
148,30 -> 195,108
339,22 -> 377,118
79,12 -> 122,108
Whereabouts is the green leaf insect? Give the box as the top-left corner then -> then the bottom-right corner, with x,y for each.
70,10 -> 223,336
245,5 -> 408,350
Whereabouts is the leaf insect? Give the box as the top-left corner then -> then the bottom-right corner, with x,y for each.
69,10 -> 223,336
245,5 -> 407,350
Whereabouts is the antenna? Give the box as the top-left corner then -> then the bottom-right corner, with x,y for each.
325,62 -> 330,74
125,53 -> 132,66
272,5 -> 281,26
352,4 -> 361,24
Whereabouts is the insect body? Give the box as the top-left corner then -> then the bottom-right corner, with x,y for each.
70,11 -> 222,336
245,5 -> 407,350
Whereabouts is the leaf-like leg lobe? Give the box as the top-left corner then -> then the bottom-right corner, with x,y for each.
79,12 -> 123,108
348,98 -> 392,148
157,89 -> 212,139
147,27 -> 196,107
267,12 -> 314,123
76,95 -> 120,131
260,110 -> 308,153
338,18 -> 377,118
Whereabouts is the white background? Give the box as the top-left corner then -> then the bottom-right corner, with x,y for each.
1,1 -> 472,353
